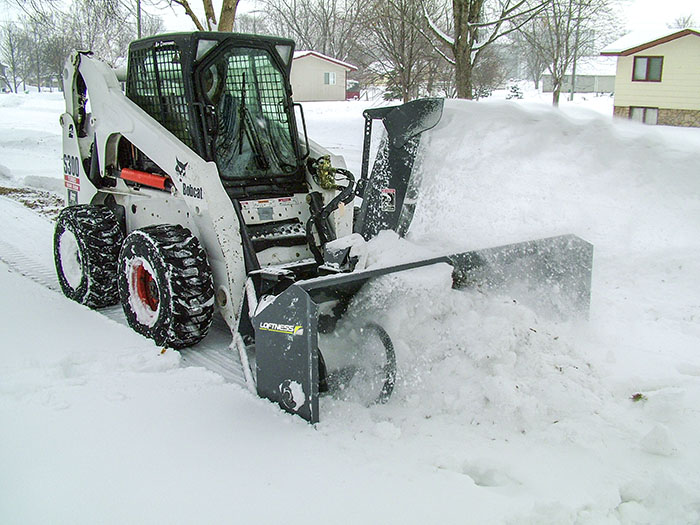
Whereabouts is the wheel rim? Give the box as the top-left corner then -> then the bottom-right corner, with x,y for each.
126,257 -> 161,327
134,263 -> 159,311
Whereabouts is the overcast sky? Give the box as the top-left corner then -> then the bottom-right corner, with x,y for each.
619,0 -> 700,31
160,0 -> 700,34
2,0 -> 698,38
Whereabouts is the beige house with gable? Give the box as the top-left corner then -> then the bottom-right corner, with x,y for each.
291,51 -> 357,102
601,28 -> 700,126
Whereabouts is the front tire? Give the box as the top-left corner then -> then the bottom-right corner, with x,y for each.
117,224 -> 215,349
54,205 -> 124,308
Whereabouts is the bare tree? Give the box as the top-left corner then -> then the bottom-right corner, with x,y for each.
0,0 -> 164,93
423,0 -> 548,99
262,0 -> 369,61
160,0 -> 240,31
234,11 -> 271,34
511,30 -> 546,88
26,16 -> 45,91
518,0 -> 615,105
66,0 -> 132,66
41,14 -> 80,90
470,42 -> 508,98
668,14 -> 696,29
363,0 -> 433,102
0,22 -> 25,92
4,0 -> 60,22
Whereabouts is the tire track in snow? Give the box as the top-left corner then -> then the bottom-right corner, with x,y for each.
0,237 -> 60,291
0,196 -> 247,387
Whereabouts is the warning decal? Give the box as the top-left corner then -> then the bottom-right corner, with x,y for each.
380,188 -> 396,212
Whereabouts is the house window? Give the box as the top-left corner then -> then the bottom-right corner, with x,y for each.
630,107 -> 658,125
632,56 -> 663,82
323,72 -> 336,85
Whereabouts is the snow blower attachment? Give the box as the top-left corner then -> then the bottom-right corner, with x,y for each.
243,97 -> 592,423
55,33 -> 592,424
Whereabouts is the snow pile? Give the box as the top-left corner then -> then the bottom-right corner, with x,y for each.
317,99 -> 700,522
0,92 -> 64,192
409,99 -> 700,255
333,261 -> 602,439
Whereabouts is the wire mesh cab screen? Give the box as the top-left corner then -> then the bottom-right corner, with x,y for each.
126,42 -> 193,148
200,47 -> 299,183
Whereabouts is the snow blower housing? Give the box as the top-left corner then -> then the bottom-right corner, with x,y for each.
56,32 -> 593,423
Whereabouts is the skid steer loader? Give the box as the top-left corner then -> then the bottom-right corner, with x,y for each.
54,32 -> 593,423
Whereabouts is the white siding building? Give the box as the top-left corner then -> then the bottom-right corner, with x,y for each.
1,63 -> 9,92
601,28 -> 700,126
291,51 -> 357,102
541,56 -> 617,93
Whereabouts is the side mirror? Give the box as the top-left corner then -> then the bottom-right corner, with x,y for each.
293,103 -> 310,160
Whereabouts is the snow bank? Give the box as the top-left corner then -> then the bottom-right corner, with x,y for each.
318,99 -> 700,522
0,93 -> 63,189
410,99 -> 700,255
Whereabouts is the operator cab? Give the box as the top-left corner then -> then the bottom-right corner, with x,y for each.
124,32 -> 307,200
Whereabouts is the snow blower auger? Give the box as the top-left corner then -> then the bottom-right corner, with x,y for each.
55,32 -> 593,423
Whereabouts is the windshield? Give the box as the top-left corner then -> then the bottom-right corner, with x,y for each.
200,46 -> 299,181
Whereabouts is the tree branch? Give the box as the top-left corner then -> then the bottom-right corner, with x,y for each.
169,0 -> 205,30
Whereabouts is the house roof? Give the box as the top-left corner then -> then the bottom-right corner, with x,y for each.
293,51 -> 357,71
601,28 -> 700,56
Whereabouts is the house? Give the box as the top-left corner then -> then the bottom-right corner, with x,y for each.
541,56 -> 616,93
601,28 -> 700,126
0,62 -> 9,92
291,51 -> 357,102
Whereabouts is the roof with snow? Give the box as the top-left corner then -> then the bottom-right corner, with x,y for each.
601,28 -> 700,56
292,51 -> 357,71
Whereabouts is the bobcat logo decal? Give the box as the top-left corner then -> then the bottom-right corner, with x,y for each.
175,158 -> 188,178
176,158 -> 202,199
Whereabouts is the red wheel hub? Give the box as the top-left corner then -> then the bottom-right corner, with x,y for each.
134,263 -> 159,311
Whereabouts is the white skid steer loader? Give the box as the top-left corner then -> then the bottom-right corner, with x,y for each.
54,32 -> 593,423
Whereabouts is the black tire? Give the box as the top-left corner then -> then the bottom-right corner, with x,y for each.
117,224 -> 214,349
54,204 -> 124,308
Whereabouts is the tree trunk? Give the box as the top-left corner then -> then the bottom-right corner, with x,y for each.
453,0 -> 477,99
552,83 -> 561,106
218,0 -> 241,32
34,26 -> 41,93
455,49 -> 473,99
533,70 -> 541,90
203,0 -> 217,29
136,0 -> 142,38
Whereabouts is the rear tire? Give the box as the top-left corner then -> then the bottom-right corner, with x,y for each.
117,224 -> 214,349
54,205 -> 124,308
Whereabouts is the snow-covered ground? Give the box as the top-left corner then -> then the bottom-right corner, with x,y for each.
1,91 -> 700,524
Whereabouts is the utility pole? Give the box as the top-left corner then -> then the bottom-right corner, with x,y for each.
569,1 -> 583,101
137,0 -> 142,38
34,23 -> 41,93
